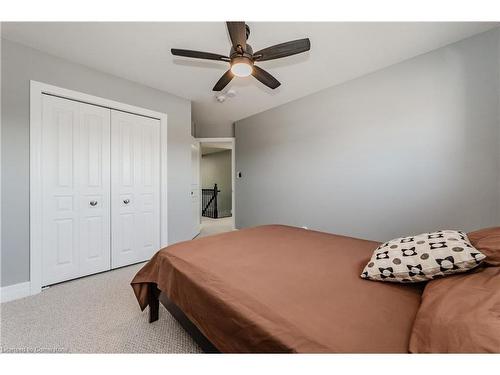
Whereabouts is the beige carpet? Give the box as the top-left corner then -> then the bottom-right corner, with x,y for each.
0,263 -> 203,353
199,217 -> 234,237
0,220 -> 238,353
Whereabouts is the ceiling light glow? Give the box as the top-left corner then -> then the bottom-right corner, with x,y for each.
231,62 -> 253,77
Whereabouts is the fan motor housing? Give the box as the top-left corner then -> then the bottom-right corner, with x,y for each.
230,44 -> 253,59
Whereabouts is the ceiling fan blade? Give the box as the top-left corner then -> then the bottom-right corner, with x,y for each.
213,70 -> 234,91
226,22 -> 246,50
171,48 -> 230,62
252,65 -> 281,89
253,38 -> 311,61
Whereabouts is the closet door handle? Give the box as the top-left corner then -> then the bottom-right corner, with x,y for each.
89,200 -> 98,207
123,199 -> 130,205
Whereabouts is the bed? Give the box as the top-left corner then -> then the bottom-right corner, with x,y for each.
131,225 -> 426,353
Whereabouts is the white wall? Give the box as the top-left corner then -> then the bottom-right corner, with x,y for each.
235,29 -> 500,241
1,39 -> 193,287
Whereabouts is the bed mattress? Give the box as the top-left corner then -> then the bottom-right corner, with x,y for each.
131,225 -> 424,353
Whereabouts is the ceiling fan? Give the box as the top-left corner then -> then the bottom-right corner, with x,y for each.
171,22 -> 311,91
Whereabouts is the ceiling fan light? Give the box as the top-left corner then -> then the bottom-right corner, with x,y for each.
230,57 -> 253,77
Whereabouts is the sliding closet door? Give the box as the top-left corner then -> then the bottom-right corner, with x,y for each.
111,110 -> 160,268
41,95 -> 111,286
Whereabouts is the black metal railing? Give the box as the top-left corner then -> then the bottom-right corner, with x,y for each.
202,184 -> 220,219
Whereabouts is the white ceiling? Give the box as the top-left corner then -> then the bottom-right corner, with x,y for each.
201,147 -> 230,155
2,22 -> 498,131
201,141 -> 233,155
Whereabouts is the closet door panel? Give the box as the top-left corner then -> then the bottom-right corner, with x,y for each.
111,110 -> 160,268
137,123 -> 160,260
41,95 -> 111,286
78,103 -> 111,277
41,95 -> 80,286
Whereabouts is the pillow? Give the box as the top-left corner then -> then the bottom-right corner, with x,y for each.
467,227 -> 500,267
360,230 -> 485,283
409,266 -> 500,353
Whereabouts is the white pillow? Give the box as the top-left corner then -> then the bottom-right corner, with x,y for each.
361,230 -> 485,283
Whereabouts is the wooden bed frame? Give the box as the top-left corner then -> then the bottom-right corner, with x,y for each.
148,284 -> 219,353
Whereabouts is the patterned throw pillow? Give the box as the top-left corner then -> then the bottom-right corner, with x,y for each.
360,230 -> 486,283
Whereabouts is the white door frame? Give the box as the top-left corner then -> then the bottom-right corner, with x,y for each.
191,138 -> 201,238
196,137 -> 236,229
30,80 -> 168,296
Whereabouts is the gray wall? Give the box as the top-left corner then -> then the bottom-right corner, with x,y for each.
235,29 -> 500,241
194,121 -> 234,138
201,150 -> 232,217
1,39 -> 193,287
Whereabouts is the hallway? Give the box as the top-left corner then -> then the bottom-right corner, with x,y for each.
198,217 -> 234,237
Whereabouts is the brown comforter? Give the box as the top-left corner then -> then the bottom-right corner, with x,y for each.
131,225 -> 423,353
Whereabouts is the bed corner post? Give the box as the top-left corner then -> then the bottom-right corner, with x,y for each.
148,283 -> 160,323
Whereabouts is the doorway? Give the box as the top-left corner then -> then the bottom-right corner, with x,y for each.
193,137 -> 235,238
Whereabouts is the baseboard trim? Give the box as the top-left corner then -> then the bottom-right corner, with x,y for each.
1,282 -> 31,303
